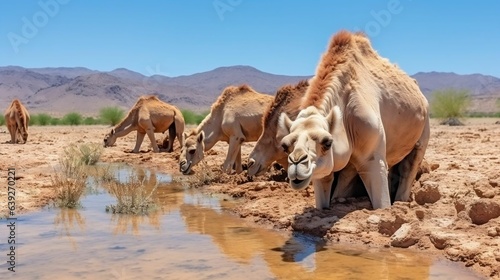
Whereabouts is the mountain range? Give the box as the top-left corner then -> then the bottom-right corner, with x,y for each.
1,65 -> 499,115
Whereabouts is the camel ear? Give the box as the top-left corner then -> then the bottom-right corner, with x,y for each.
197,131 -> 204,143
278,113 -> 293,135
110,129 -> 115,135
183,132 -> 188,140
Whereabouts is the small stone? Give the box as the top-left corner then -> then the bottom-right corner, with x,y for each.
337,197 -> 346,203
415,209 -> 425,220
487,227 -> 498,237
390,223 -> 418,248
367,215 -> 381,224
430,163 -> 440,171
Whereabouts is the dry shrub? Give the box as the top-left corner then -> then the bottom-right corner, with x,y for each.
175,160 -> 220,188
104,172 -> 158,215
64,142 -> 103,166
52,149 -> 88,208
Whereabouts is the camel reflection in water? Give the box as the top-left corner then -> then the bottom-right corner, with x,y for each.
179,201 -> 433,279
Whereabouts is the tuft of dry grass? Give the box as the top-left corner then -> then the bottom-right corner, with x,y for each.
104,172 -> 158,215
174,160 -> 220,188
52,142 -> 102,208
52,152 -> 87,208
63,142 -> 103,166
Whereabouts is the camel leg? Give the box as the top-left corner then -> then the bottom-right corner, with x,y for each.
234,148 -> 243,174
222,135 -> 244,174
133,132 -> 146,153
395,117 -> 430,201
312,173 -> 334,209
145,128 -> 160,153
356,152 -> 391,209
7,124 -> 16,144
166,123 -> 176,152
332,162 -> 359,199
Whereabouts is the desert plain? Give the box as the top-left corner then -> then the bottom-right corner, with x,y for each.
1,118 -> 499,279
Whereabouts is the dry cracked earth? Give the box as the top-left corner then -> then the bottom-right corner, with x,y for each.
1,118 -> 499,278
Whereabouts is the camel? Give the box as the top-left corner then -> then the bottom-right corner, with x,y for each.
103,95 -> 185,153
179,85 -> 274,174
247,80 -> 308,176
278,30 -> 430,210
4,99 -> 30,144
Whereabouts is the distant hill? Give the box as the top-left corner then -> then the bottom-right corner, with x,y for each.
1,65 -> 499,115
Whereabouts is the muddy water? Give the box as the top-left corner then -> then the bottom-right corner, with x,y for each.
0,165 -> 483,279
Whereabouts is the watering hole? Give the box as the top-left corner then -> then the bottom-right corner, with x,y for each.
0,164 -> 484,279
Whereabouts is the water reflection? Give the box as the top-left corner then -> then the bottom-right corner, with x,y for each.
7,164 -> 483,279
53,208 -> 86,250
180,201 -> 441,280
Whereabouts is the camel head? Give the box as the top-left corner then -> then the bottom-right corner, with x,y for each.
179,130 -> 205,175
103,129 -> 117,147
278,106 -> 336,190
247,125 -> 289,177
18,127 -> 28,143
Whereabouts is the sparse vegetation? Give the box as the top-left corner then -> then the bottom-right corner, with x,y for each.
104,172 -> 158,214
176,160 -> 219,188
182,109 -> 208,125
38,113 -> 52,126
100,107 -> 124,126
50,117 -> 60,125
430,89 -> 470,125
52,143 -> 104,208
83,116 -> 100,125
0,115 -> 4,126
62,112 -> 83,125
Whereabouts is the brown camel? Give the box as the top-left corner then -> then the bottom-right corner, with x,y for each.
179,85 -> 274,174
103,95 -> 185,153
4,99 -> 30,144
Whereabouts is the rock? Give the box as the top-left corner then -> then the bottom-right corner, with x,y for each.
487,227 -> 498,237
495,120 -> 500,125
390,223 -> 419,248
473,179 -> 496,198
429,231 -> 462,250
367,215 -> 381,224
468,200 -> 500,225
430,163 -> 440,171
414,181 -> 441,205
440,118 -> 464,126
415,209 -> 425,220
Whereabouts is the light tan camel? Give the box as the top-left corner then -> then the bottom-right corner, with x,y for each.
247,80 -> 308,176
4,99 -> 30,144
278,31 -> 430,210
179,85 -> 274,174
103,95 -> 185,153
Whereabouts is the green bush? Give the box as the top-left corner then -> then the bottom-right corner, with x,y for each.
182,109 -> 208,125
50,118 -> 60,125
62,112 -> 83,125
29,114 -> 38,125
430,89 -> 470,120
0,115 -> 4,126
99,107 -> 124,126
36,113 -> 52,126
83,116 -> 100,125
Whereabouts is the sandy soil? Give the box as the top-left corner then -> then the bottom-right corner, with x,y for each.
1,119 -> 499,279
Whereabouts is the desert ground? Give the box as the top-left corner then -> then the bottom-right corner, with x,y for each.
1,118 -> 499,279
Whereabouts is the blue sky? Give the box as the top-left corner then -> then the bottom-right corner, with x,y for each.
1,1 -> 499,77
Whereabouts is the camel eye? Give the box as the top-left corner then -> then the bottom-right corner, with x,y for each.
281,143 -> 289,153
188,149 -> 196,155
